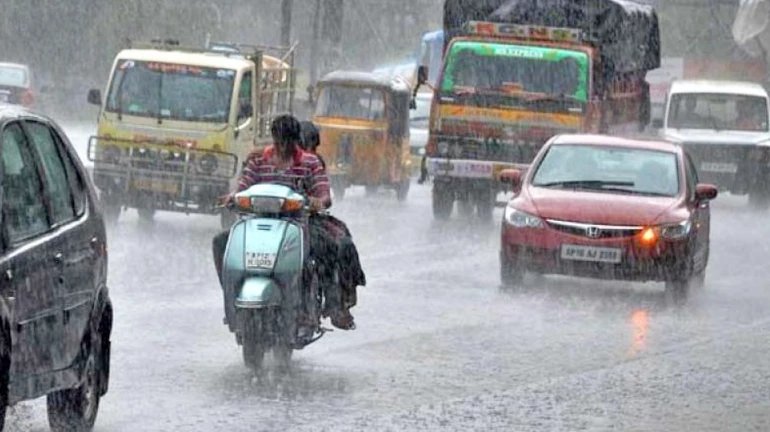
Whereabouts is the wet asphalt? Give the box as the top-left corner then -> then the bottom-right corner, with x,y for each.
4,124 -> 770,431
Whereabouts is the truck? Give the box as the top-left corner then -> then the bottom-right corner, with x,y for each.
86,39 -> 297,226
416,0 -> 661,220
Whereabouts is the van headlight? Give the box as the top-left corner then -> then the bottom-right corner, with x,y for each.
199,154 -> 218,174
504,206 -> 543,228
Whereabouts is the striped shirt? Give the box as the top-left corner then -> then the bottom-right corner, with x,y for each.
236,145 -> 331,205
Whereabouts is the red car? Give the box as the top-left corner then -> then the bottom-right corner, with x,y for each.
499,134 -> 718,299
0,62 -> 36,108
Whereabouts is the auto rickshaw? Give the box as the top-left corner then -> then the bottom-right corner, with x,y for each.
312,71 -> 412,200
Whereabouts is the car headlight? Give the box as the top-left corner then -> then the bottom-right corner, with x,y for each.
438,141 -> 449,155
504,206 -> 544,228
660,219 -> 692,239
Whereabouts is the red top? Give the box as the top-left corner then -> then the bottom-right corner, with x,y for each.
236,145 -> 331,206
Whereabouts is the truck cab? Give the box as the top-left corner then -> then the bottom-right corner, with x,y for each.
661,79 -> 770,208
86,40 -> 296,225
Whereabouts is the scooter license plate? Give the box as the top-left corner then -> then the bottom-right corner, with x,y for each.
245,252 -> 277,269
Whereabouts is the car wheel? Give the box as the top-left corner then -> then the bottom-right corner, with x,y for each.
47,331 -> 102,432
432,183 -> 453,220
500,253 -> 524,289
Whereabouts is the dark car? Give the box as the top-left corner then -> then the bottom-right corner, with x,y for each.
499,134 -> 718,300
0,105 -> 112,431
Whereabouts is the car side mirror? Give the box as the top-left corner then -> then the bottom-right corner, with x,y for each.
695,183 -> 718,201
87,89 -> 102,106
499,168 -> 522,191
651,118 -> 663,129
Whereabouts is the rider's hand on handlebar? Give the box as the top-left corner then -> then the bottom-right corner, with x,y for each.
308,197 -> 325,213
217,192 -> 235,207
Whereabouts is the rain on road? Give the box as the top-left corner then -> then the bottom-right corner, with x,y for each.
5,123 -> 770,431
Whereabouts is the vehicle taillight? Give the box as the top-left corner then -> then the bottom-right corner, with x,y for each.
20,89 -> 34,107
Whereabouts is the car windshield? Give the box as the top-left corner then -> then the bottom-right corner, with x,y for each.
531,144 -> 680,197
105,59 -> 235,123
315,85 -> 386,121
0,65 -> 28,87
667,92 -> 769,132
440,41 -> 589,102
410,96 -> 431,128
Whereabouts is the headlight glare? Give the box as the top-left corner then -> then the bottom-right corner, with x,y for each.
504,206 -> 543,228
660,219 -> 691,239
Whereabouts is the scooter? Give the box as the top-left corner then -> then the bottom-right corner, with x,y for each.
221,183 -> 326,371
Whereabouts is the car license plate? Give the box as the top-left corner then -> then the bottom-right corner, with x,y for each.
245,252 -> 277,269
561,244 -> 622,263
700,162 -> 738,174
132,178 -> 178,194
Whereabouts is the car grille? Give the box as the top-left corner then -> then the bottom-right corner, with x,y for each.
546,219 -> 643,239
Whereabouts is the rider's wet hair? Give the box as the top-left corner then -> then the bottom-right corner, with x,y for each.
271,115 -> 302,146
300,121 -> 320,151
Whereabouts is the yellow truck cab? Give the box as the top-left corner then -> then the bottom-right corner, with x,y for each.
86,39 -> 296,225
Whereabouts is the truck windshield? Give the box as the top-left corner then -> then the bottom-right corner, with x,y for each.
105,59 -> 235,123
667,93 -> 769,132
315,85 -> 386,121
440,41 -> 589,103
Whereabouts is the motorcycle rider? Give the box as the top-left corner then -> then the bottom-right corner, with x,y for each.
299,121 -> 367,319
212,114 -> 357,330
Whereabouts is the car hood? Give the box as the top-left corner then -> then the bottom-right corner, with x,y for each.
663,129 -> 770,146
526,186 -> 678,226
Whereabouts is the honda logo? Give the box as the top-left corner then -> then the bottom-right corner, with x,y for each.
585,226 -> 601,238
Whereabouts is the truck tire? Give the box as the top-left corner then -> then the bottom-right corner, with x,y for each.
432,183 -> 453,220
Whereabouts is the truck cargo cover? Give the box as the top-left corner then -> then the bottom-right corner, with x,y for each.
444,0 -> 661,74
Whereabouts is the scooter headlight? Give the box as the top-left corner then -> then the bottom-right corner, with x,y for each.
504,206 -> 543,228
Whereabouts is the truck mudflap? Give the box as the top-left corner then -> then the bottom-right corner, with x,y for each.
425,157 -> 529,181
87,135 -> 239,213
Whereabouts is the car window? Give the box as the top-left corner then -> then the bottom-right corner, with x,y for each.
1,123 -> 49,242
25,121 -> 76,225
50,126 -> 87,216
238,71 -> 252,120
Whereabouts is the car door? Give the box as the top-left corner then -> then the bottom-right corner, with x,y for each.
685,152 -> 710,264
0,121 -> 61,377
23,120 -> 94,370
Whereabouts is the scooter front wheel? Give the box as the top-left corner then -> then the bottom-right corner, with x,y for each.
241,313 -> 266,371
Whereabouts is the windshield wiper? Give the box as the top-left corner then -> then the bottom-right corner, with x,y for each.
537,180 -> 635,189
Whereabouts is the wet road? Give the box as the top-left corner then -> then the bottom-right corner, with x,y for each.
6,124 -> 770,431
